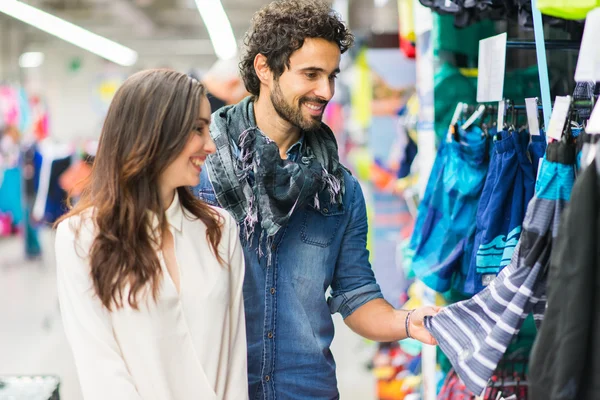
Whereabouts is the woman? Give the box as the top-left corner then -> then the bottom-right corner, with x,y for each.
55,69 -> 248,400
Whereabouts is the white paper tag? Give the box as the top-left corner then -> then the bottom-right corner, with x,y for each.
477,33 -> 507,103
547,96 -> 571,141
586,101 -> 600,134
497,100 -> 505,130
575,8 -> 600,82
525,98 -> 540,135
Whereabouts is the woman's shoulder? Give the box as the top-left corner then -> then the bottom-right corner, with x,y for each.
211,206 -> 240,237
56,208 -> 96,243
210,206 -> 235,225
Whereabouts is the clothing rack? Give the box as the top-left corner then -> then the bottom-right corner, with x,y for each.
506,40 -> 580,50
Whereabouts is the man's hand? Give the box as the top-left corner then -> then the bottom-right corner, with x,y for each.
408,306 -> 442,345
344,298 -> 442,344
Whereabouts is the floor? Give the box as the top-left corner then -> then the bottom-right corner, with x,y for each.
0,229 -> 376,400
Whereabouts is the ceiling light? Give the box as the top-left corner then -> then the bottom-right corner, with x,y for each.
194,0 -> 237,60
19,52 -> 45,68
0,0 -> 138,66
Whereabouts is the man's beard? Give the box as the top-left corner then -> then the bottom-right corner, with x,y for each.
270,80 -> 327,131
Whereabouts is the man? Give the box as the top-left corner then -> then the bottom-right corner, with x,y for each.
194,1 -> 439,398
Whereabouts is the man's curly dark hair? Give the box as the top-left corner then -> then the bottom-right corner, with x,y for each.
240,0 -> 354,97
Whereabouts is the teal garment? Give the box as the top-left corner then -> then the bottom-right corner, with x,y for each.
408,127 -> 490,293
433,63 -> 478,144
503,66 -> 543,102
24,208 -> 41,257
433,14 -> 496,59
433,64 -> 543,144
0,167 -> 23,225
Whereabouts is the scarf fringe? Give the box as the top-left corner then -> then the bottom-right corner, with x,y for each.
322,167 -> 343,204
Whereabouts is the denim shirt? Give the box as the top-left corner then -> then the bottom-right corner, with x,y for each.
193,143 -> 383,400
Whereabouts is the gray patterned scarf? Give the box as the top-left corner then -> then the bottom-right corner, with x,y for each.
205,97 -> 345,260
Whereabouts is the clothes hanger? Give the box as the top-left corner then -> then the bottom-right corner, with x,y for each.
448,102 -> 466,143
461,104 -> 486,131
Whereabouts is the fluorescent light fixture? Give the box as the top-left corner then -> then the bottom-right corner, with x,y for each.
374,0 -> 390,7
19,52 -> 45,68
0,0 -> 138,66
194,0 -> 237,60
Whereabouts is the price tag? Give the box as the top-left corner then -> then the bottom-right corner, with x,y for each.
575,8 -> 600,82
497,100 -> 505,130
477,33 -> 507,103
525,98 -> 540,136
586,101 -> 600,134
547,96 -> 571,141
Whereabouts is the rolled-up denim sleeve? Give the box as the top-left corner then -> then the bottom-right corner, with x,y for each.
328,177 -> 383,319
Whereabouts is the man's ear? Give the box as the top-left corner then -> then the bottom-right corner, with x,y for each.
254,54 -> 272,86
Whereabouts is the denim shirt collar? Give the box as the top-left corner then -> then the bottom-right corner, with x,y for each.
285,134 -> 305,162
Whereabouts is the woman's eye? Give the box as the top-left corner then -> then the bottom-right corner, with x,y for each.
193,126 -> 204,134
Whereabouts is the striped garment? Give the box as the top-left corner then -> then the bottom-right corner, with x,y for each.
424,141 -> 576,396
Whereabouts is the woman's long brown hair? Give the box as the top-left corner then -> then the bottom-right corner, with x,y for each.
55,69 -> 223,311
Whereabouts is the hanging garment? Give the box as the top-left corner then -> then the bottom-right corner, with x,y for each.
32,140 -> 73,224
465,129 -> 543,295
529,155 -> 600,400
536,0 -> 599,19
424,141 -> 576,396
438,369 -> 475,399
438,368 -> 529,400
408,127 -> 489,293
0,167 -> 23,225
396,104 -> 419,180
433,64 -> 478,143
398,0 -> 416,58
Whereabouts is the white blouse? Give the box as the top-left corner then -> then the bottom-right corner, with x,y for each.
55,193 -> 248,400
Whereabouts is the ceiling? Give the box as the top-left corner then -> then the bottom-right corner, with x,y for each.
0,0 -> 400,68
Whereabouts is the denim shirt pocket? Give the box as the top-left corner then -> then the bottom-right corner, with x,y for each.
192,182 -> 219,207
199,190 -> 218,206
300,195 -> 344,248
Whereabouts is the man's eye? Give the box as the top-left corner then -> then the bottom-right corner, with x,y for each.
306,73 -> 317,79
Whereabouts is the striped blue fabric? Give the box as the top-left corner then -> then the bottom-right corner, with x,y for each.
466,129 -> 544,296
424,141 -> 576,396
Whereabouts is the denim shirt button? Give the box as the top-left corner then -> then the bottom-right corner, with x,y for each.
323,208 -> 329,214
270,288 -> 276,295
267,332 -> 274,339
265,375 -> 270,382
